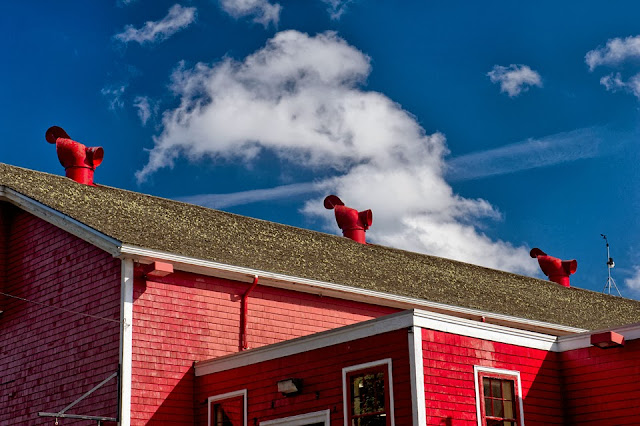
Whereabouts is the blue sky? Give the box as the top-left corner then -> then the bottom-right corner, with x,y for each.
2,1 -> 640,298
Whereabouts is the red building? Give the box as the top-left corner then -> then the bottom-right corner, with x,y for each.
1,161 -> 640,425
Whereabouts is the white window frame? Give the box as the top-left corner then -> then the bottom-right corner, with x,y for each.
208,389 -> 248,426
342,358 -> 395,426
260,409 -> 331,425
473,366 -> 525,426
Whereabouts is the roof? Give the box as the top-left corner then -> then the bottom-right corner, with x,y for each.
2,162 -> 639,330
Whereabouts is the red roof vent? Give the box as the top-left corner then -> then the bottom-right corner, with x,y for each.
46,126 -> 104,186
530,248 -> 577,288
324,195 -> 372,244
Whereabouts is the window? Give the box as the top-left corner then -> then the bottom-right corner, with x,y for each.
342,359 -> 395,426
474,367 -> 523,426
260,409 -> 330,425
208,389 -> 247,426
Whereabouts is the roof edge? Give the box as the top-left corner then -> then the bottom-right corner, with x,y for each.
195,308 -> 564,376
120,244 -> 587,336
1,186 -> 122,256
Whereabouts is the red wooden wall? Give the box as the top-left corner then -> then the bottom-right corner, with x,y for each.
195,329 -> 413,425
130,270 -> 397,425
421,328 -> 563,425
560,338 -> 640,424
0,204 -> 121,425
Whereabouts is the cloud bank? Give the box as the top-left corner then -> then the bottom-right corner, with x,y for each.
114,4 -> 196,45
139,30 -> 538,275
219,0 -> 281,27
488,64 -> 542,97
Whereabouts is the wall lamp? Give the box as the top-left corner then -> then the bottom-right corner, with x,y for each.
590,331 -> 625,349
277,378 -> 303,396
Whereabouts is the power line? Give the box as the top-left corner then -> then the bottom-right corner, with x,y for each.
0,291 -> 121,324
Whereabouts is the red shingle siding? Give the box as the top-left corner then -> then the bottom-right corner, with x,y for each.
421,328 -> 563,425
0,207 -> 121,425
130,270 -> 397,424
560,338 -> 640,424
195,329 -> 412,425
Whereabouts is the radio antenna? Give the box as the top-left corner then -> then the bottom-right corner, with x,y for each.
601,234 -> 621,296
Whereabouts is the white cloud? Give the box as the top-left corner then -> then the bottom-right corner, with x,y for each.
446,128 -> 603,181
600,72 -> 640,99
624,265 -> 640,296
585,35 -> 640,71
138,30 -> 538,275
114,4 -> 196,45
219,0 -> 281,27
488,64 -> 542,97
101,84 -> 126,110
133,96 -> 157,126
320,0 -> 353,20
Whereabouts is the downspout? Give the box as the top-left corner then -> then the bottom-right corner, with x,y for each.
240,275 -> 259,351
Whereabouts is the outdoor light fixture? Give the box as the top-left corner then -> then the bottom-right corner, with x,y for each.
590,331 -> 625,349
277,378 -> 302,396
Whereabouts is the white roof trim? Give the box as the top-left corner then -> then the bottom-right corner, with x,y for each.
556,321 -> 640,352
119,244 -> 586,336
195,309 -> 570,377
0,185 -> 592,337
2,187 -> 121,256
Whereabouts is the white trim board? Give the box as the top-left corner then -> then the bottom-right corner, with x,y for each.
208,389 -> 248,426
196,309 -> 569,377
2,188 -> 122,256
118,258 -> 134,426
473,366 -> 524,426
408,326 -> 426,426
260,409 -> 330,426
119,244 -> 586,337
342,359 -> 395,426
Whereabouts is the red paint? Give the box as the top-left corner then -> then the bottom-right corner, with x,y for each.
421,328 -> 564,425
195,329 -> 412,425
560,338 -> 640,423
590,331 -> 625,349
46,126 -> 104,186
324,195 -> 372,244
530,248 -> 577,287
240,275 -> 259,350
143,261 -> 174,278
0,206 -> 121,425
130,270 -> 397,424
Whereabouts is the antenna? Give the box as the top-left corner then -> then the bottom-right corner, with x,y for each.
601,234 -> 621,296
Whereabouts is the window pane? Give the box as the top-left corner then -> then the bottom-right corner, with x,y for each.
483,378 -> 490,397
491,379 -> 501,398
213,396 -> 244,426
484,397 -> 493,416
351,372 -> 385,415
503,399 -> 514,419
492,399 -> 503,417
502,381 -> 514,401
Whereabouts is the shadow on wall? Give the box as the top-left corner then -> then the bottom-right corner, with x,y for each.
147,366 -> 196,425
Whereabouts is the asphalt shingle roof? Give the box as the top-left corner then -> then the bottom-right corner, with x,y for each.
2,162 -> 639,330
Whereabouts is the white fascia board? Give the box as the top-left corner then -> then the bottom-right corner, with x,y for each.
408,326 -> 426,426
556,321 -> 640,352
196,310 -> 415,377
2,187 -> 122,256
0,187 -> 590,338
118,245 -> 585,337
196,308 -> 566,377
413,309 -> 559,351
